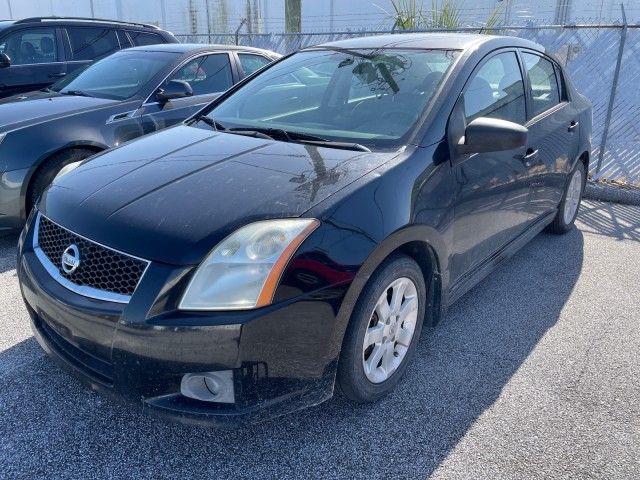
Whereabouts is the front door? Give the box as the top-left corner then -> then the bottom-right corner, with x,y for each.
0,27 -> 66,97
139,53 -> 235,133
450,50 -> 533,285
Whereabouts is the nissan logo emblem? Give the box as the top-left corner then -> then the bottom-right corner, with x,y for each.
61,244 -> 81,274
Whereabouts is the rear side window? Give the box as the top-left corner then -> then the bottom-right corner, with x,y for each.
464,51 -> 526,125
238,53 -> 271,76
67,28 -> 120,61
168,54 -> 233,96
116,30 -> 133,49
0,28 -> 58,65
522,53 -> 561,117
128,31 -> 164,46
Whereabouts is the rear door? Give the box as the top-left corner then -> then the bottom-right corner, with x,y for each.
519,50 -> 581,219
139,52 -> 236,133
0,27 -> 66,96
64,27 -> 121,76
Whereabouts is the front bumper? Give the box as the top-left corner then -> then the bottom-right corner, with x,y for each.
18,221 -> 348,427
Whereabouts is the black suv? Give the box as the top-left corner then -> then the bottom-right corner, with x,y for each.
0,16 -> 178,98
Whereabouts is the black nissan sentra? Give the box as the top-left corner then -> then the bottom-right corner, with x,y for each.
17,34 -> 591,426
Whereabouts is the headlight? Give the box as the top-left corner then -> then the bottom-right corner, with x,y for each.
179,218 -> 319,311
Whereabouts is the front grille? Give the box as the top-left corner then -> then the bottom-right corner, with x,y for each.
35,214 -> 149,299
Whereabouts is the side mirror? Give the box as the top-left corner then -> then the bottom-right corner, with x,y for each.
457,117 -> 528,154
0,53 -> 11,68
156,80 -> 193,102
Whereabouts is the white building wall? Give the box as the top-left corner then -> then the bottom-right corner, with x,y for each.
1,0 -> 637,33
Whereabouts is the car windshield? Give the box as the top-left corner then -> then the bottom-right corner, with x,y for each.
51,50 -> 180,100
201,48 -> 459,151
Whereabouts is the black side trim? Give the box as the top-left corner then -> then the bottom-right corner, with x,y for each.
448,211 -> 555,305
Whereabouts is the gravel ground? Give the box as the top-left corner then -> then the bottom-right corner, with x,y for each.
1,200 -> 639,479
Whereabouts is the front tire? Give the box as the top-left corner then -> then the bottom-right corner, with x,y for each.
548,161 -> 585,235
337,254 -> 426,403
27,148 -> 96,213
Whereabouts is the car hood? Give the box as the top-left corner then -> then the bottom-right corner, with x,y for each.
41,125 -> 397,265
0,91 -> 117,129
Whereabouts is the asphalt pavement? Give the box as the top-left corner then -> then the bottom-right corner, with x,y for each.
1,200 -> 639,479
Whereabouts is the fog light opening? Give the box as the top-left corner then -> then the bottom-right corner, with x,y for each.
180,370 -> 235,404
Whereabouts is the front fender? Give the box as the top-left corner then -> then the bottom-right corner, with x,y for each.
281,143 -> 455,362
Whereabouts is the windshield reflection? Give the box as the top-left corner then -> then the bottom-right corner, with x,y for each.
204,48 -> 459,152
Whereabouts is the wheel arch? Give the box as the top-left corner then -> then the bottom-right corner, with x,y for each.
578,150 -> 589,188
20,142 -> 108,220
329,224 -> 449,361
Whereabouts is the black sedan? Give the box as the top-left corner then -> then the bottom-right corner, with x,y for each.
17,34 -> 591,426
0,43 -> 279,232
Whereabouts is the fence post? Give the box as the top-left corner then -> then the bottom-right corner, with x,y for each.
235,18 -> 248,46
596,3 -> 627,175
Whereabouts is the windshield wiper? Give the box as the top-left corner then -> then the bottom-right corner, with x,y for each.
229,127 -> 321,142
63,90 -> 94,97
194,116 -> 226,131
229,127 -> 371,152
290,138 -> 371,152
191,117 -> 274,139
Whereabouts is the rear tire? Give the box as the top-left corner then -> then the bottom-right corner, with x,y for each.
27,148 -> 96,213
337,254 -> 426,403
548,161 -> 585,235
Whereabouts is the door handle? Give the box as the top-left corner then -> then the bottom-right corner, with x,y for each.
48,72 -> 66,78
515,148 -> 539,168
568,121 -> 579,132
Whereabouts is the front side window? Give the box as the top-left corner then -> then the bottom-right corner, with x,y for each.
202,48 -> 459,151
168,54 -> 233,96
464,51 -> 526,125
0,28 -> 58,65
523,52 -> 561,117
52,50 -> 179,100
67,28 -> 119,61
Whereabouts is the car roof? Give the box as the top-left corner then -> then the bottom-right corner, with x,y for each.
0,16 -> 162,30
127,43 -> 280,57
309,33 -> 544,54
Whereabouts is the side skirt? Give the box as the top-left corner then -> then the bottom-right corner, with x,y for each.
446,210 -> 556,307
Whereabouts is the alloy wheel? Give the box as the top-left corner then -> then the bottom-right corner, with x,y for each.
563,169 -> 583,225
362,277 -> 419,383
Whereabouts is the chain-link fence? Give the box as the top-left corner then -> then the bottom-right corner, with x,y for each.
177,23 -> 640,186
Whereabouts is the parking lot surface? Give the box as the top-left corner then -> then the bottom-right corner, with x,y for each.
1,200 -> 639,479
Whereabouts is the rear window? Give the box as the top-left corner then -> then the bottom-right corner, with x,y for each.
523,53 -> 562,117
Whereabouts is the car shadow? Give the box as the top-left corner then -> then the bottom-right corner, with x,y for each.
1,226 -> 584,477
0,232 -> 19,274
